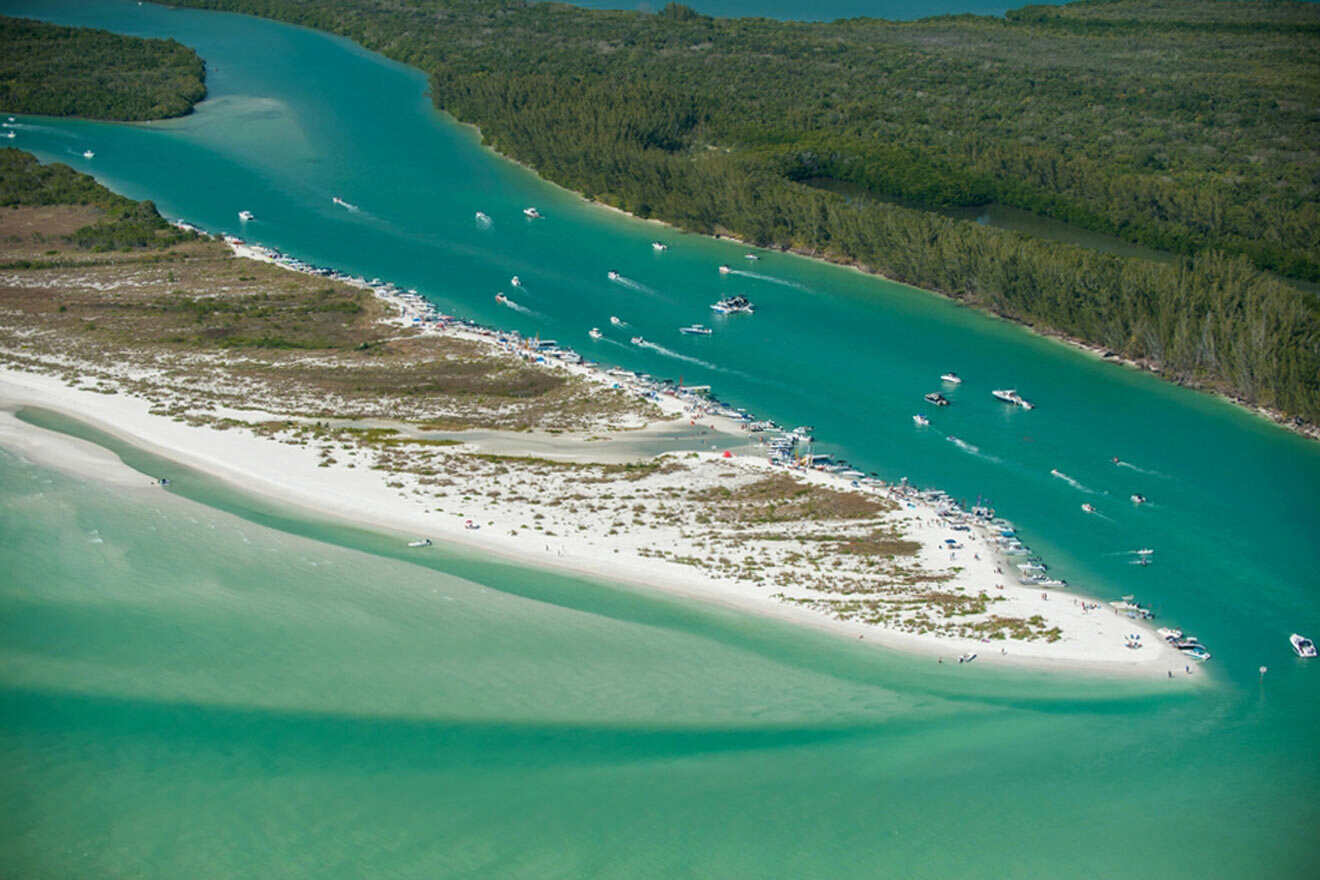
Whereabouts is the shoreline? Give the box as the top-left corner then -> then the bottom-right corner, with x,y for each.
468,123 -> 1317,443
0,212 -> 1203,682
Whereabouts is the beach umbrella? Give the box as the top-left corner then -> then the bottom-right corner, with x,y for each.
722,450 -> 733,458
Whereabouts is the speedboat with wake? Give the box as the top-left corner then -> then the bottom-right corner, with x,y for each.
1081,503 -> 1096,514
992,389 -> 1034,409
523,206 -> 542,219
940,372 -> 962,384
588,327 -> 603,340
1291,633 -> 1317,658
610,316 -> 625,326
913,414 -> 930,426
1131,494 -> 1147,504
82,150 -> 95,159
238,210 -> 255,222
680,324 -> 713,335
652,241 -> 668,251
607,270 -> 621,281
630,336 -> 646,346
510,275 -> 522,287
494,293 -> 509,305
718,265 -> 732,275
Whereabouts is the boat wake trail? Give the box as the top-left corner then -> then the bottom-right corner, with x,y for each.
331,196 -> 361,213
729,269 -> 806,290
474,211 -> 493,229
635,340 -> 718,370
499,298 -> 534,316
946,435 -> 1003,463
1050,469 -> 1095,494
611,275 -> 658,295
1115,459 -> 1167,478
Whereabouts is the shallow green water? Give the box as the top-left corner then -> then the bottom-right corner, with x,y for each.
1,0 -> 1318,875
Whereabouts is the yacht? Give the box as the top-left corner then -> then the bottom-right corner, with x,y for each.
609,316 -> 624,326
607,270 -> 621,281
238,210 -> 255,222
992,389 -> 1034,409
924,392 -> 950,407
523,206 -> 542,219
1291,633 -> 1317,658
680,324 -> 713,335
588,327 -> 603,340
406,538 -> 432,548
630,336 -> 646,346
913,414 -> 930,426
940,372 -> 962,384
711,295 -> 755,315
82,150 -> 94,159
718,265 -> 732,274
510,275 -> 522,287
652,241 -> 668,251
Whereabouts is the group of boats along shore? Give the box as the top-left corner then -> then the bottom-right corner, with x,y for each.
206,214 -> 1316,668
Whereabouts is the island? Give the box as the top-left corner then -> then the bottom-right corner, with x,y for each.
0,15 -> 206,121
0,149 -> 1185,677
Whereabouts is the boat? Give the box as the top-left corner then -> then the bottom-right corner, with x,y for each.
331,195 -> 358,210
607,270 -> 621,281
407,538 -> 432,548
82,150 -> 94,159
924,392 -> 950,406
652,241 -> 668,251
474,211 -> 491,224
1131,494 -> 1147,504
744,253 -> 759,261
958,652 -> 977,664
718,265 -> 732,274
1291,633 -> 1318,658
1135,548 -> 1155,555
630,336 -> 646,346
913,414 -> 930,426
1178,643 -> 1212,662
588,327 -> 603,340
510,275 -> 522,287
711,295 -> 755,315
940,372 -> 962,384
609,316 -> 624,326
680,324 -> 713,335
1081,503 -> 1096,513
1156,627 -> 1183,641
494,293 -> 509,305
238,210 -> 255,222
4,132 -> 13,139
992,389 -> 1034,410
523,206 -> 541,219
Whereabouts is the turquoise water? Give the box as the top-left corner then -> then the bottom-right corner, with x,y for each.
1,0 -> 1318,875
552,0 -> 1031,22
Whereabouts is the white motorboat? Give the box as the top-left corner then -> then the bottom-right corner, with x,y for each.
1081,503 -> 1096,514
332,195 -> 358,210
82,150 -> 95,159
510,275 -> 522,287
1136,548 -> 1155,555
992,388 -> 1034,410
924,392 -> 950,406
718,264 -> 732,274
630,336 -> 646,346
744,253 -> 759,261
1156,627 -> 1182,641
680,324 -> 713,335
523,206 -> 541,219
588,327 -> 602,339
1131,494 -> 1147,504
1291,633 -> 1317,658
494,293 -> 509,305
407,538 -> 432,548
913,414 -> 930,426
238,210 -> 255,222
609,316 -> 624,326
607,270 -> 620,281
652,241 -> 668,251
940,372 -> 962,384
474,211 -> 491,224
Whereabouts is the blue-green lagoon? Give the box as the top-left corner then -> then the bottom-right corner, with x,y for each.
0,1 -> 1317,876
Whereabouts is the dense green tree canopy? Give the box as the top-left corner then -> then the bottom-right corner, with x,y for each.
0,16 -> 206,121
